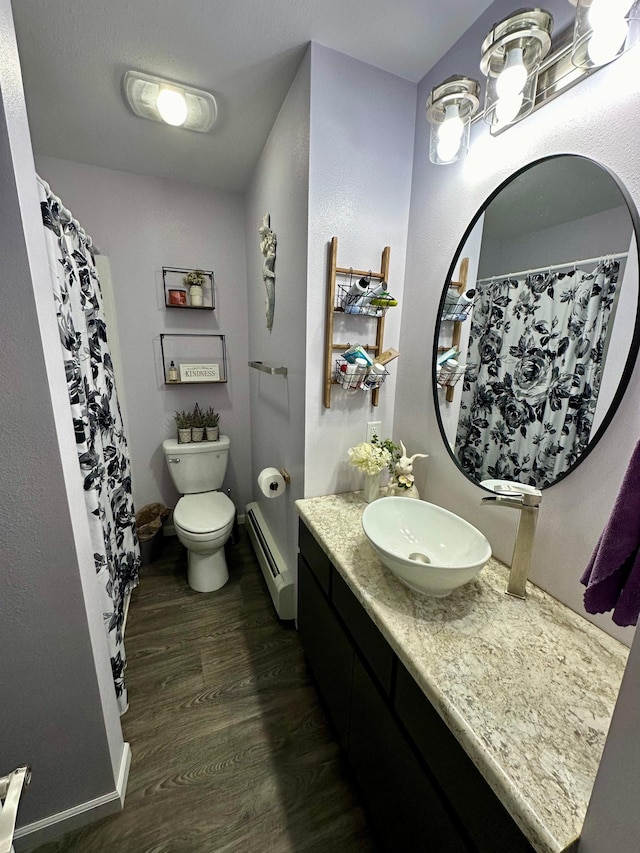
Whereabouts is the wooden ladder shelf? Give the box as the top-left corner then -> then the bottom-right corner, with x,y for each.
324,237 -> 390,409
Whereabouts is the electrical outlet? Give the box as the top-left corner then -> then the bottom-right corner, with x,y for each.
366,421 -> 382,443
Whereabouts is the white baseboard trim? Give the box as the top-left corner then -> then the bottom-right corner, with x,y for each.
13,742 -> 131,852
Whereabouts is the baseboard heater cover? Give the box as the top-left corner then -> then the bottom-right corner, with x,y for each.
246,502 -> 295,620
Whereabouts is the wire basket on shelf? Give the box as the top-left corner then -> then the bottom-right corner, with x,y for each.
335,281 -> 395,317
441,289 -> 473,322
334,357 -> 389,391
436,364 -> 466,389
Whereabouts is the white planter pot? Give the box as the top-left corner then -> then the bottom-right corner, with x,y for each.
190,284 -> 203,307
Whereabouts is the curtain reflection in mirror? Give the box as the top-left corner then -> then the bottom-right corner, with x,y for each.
454,259 -> 620,488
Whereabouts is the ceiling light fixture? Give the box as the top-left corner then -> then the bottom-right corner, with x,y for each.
426,76 -> 480,165
123,71 -> 217,132
480,9 -> 553,133
570,0 -> 640,68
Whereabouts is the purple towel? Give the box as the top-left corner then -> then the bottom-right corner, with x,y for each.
581,439 -> 640,627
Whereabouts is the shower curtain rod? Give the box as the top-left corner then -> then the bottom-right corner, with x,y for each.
36,173 -> 101,254
476,252 -> 628,284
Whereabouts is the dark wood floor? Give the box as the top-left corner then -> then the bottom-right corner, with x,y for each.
34,529 -> 376,853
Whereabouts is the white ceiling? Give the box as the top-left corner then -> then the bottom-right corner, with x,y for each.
11,0 -> 494,192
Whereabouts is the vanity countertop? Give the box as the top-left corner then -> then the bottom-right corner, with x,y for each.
296,492 -> 629,853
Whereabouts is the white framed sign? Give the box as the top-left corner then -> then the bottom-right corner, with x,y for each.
179,363 -> 221,382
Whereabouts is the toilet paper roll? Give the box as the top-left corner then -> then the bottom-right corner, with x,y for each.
258,467 -> 286,498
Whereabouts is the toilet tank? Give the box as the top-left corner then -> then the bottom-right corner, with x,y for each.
162,436 -> 230,494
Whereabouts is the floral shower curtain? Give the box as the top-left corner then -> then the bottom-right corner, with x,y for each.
39,181 -> 140,714
455,260 -> 620,488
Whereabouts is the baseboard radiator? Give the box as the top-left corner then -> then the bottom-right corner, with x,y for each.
246,502 -> 295,620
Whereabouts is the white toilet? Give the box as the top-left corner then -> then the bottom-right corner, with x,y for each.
162,436 -> 236,592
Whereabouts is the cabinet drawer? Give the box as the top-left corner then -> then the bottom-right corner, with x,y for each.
297,557 -> 353,745
298,521 -> 331,594
331,568 -> 395,697
394,663 -> 533,853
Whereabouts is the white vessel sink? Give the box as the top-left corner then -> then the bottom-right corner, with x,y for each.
362,497 -> 491,597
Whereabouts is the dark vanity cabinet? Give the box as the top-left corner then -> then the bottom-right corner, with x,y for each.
298,520 -> 534,853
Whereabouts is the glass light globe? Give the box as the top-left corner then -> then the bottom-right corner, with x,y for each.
495,92 -> 524,126
436,104 -> 464,163
156,88 -> 188,126
589,0 -> 633,30
588,16 -> 629,64
496,47 -> 528,99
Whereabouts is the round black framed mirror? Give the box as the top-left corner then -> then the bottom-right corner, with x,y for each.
433,155 -> 640,490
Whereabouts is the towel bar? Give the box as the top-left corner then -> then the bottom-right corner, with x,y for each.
248,361 -> 287,375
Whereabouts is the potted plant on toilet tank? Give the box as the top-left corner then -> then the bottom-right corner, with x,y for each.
191,403 -> 205,442
175,410 -> 192,444
203,406 -> 220,441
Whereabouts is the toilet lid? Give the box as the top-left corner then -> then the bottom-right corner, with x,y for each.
174,492 -> 235,534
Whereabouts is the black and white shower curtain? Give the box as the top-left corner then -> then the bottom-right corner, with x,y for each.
39,182 -> 140,713
455,260 -> 620,488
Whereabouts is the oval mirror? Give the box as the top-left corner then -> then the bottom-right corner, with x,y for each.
434,155 -> 640,490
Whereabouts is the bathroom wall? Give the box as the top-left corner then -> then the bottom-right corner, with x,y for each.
304,44 -> 417,497
34,156 -> 252,513
396,0 -> 640,646
0,0 -> 126,839
478,205 -> 633,277
244,49 -> 310,577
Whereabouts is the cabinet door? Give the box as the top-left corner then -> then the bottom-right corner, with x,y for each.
297,556 -> 353,746
348,654 -> 470,853
395,664 -> 534,853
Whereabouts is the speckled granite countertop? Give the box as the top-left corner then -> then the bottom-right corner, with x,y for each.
296,492 -> 629,853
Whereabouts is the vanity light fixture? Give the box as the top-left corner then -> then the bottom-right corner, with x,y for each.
123,71 -> 217,132
570,0 -> 640,68
480,8 -> 554,133
426,75 -> 480,165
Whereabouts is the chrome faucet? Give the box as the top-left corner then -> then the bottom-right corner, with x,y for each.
481,488 -> 541,599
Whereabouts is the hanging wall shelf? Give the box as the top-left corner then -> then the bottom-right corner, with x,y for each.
160,333 -> 227,384
324,237 -> 391,408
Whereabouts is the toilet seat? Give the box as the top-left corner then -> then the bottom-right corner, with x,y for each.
174,492 -> 235,534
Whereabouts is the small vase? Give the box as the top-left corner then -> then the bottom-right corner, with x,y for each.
363,472 -> 380,504
190,284 -> 203,307
191,427 -> 204,442
206,425 -> 219,441
178,428 -> 191,444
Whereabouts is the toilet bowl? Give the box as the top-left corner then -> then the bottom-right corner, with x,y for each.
173,491 -> 235,591
162,436 -> 235,592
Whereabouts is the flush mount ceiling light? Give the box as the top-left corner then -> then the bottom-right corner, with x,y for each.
123,71 -> 217,132
570,0 -> 640,69
480,8 -> 553,133
426,76 -> 480,165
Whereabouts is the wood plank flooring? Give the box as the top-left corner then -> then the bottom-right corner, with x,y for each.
33,530 -> 376,853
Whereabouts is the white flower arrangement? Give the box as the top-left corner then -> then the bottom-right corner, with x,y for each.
348,441 -> 392,475
184,269 -> 206,288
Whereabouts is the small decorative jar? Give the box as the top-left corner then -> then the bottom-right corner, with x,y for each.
206,425 -> 219,441
191,426 -> 204,442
